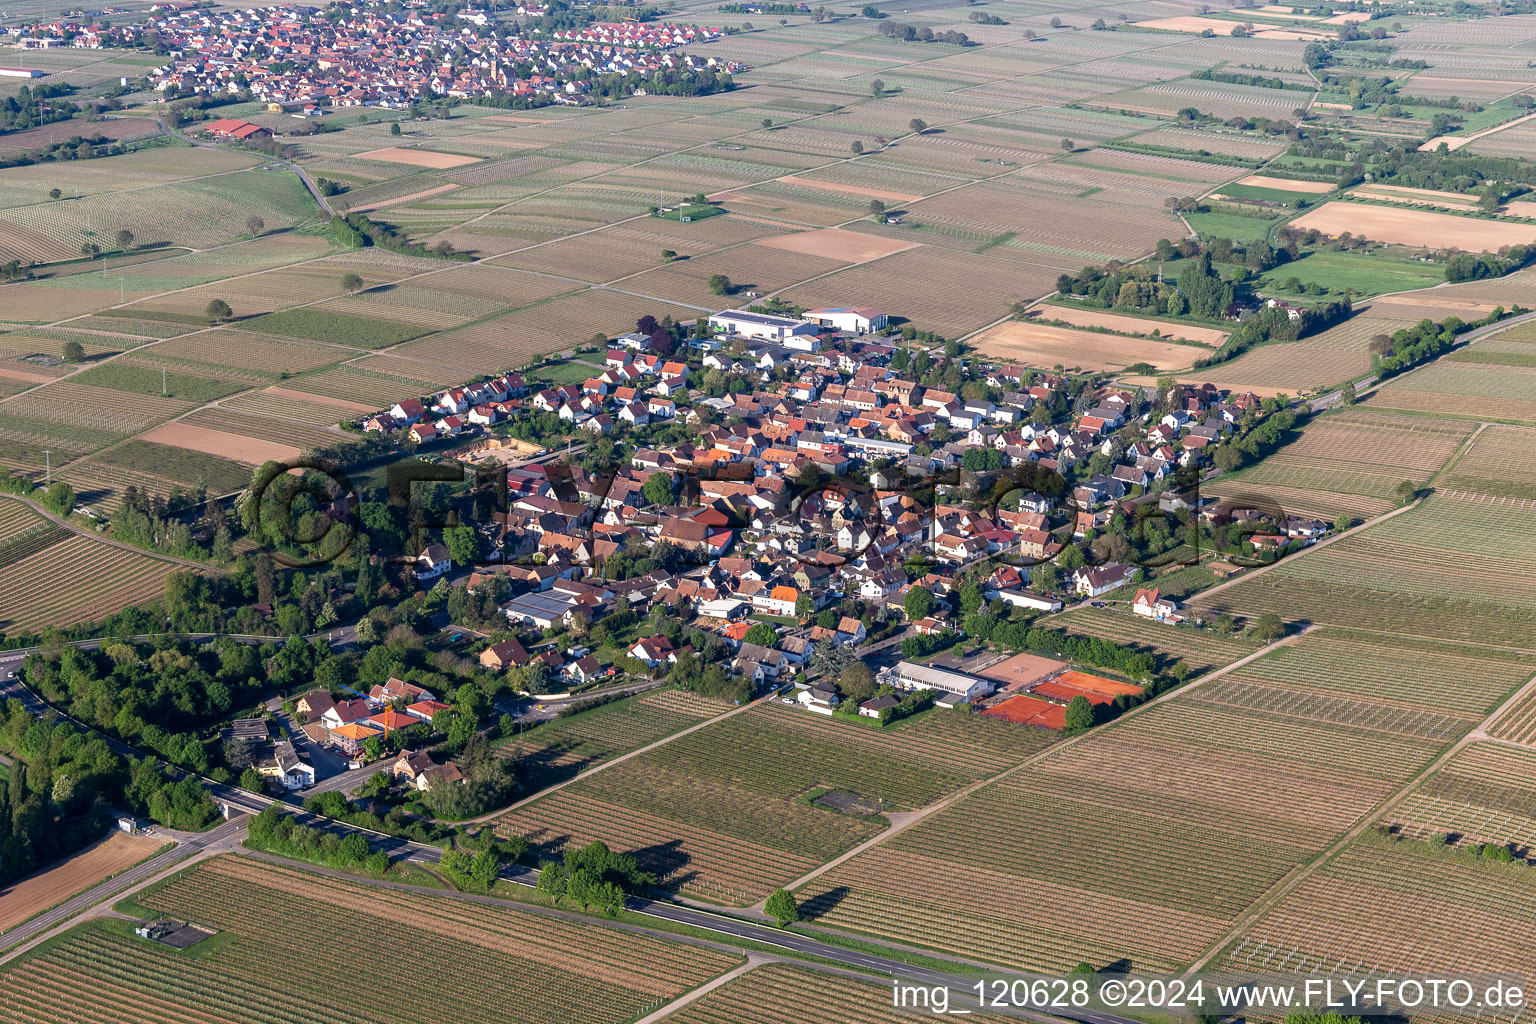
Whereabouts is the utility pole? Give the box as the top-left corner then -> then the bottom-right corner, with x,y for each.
43,450 -> 51,485
163,366 -> 168,396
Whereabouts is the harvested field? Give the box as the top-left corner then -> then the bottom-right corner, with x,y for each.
495,687 -> 731,793
973,320 -> 1204,372
0,831 -> 163,935
753,228 -> 919,262
6,855 -> 740,1024
1235,175 -> 1336,193
136,422 -> 302,465
1291,202 -> 1536,251
355,147 -> 482,169
1048,605 -> 1261,675
1036,304 -> 1229,346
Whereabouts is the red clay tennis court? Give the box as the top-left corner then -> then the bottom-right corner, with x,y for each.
1054,670 -> 1143,698
1033,680 -> 1115,706
981,695 -> 1066,729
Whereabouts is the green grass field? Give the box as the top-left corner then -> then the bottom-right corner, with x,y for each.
1186,209 -> 1281,243
1216,183 -> 1329,207
72,362 -> 248,403
239,308 -> 430,348
1259,249 -> 1444,297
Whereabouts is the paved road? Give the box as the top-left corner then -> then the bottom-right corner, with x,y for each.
278,837 -> 1151,1024
0,493 -> 224,574
0,814 -> 248,953
1307,308 -> 1536,414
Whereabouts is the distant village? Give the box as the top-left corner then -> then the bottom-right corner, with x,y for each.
6,2 -> 741,107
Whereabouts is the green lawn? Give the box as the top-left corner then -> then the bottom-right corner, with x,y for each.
531,358 -> 600,385
73,362 -> 247,403
1217,182 -> 1331,207
657,203 -> 722,221
239,308 -> 430,348
1258,249 -> 1444,298
1186,209 -> 1281,243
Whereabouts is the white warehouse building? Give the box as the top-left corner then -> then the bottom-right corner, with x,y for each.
708,309 -> 820,342
806,307 -> 888,334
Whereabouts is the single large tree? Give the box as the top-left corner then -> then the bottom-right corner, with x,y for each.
1250,612 -> 1286,641
744,623 -> 778,648
765,888 -> 800,927
1063,695 -> 1095,732
903,585 -> 935,621
642,471 -> 674,506
206,298 -> 233,322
